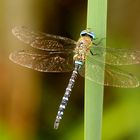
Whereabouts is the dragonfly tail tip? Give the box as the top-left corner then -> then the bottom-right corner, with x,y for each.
54,122 -> 59,129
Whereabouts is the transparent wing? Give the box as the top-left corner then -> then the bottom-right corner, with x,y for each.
9,49 -> 74,72
12,26 -> 76,51
89,46 -> 140,65
79,59 -> 139,88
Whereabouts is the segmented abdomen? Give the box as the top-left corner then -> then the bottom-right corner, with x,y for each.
54,63 -> 81,129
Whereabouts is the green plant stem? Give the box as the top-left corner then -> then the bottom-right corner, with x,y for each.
85,0 -> 107,140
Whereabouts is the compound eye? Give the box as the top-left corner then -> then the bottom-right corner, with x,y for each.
80,30 -> 87,36
80,30 -> 96,40
88,32 -> 96,39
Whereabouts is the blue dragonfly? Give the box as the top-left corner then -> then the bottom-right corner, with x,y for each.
9,26 -> 140,129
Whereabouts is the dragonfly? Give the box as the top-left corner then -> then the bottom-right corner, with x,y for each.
9,26 -> 140,129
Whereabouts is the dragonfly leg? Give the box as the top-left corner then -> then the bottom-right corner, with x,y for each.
93,38 -> 105,46
90,50 -> 94,55
90,50 -> 98,56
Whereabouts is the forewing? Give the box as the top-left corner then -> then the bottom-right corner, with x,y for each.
90,46 -> 140,65
9,49 -> 74,72
12,26 -> 76,51
79,60 -> 139,88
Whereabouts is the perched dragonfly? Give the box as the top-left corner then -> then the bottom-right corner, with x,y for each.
9,26 -> 140,129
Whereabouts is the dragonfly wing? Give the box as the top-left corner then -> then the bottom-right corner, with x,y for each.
104,65 -> 139,88
79,60 -> 139,88
9,49 -> 74,72
90,46 -> 140,65
79,61 -> 105,86
12,26 -> 77,51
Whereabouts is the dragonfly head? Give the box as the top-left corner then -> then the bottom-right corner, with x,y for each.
80,29 -> 96,40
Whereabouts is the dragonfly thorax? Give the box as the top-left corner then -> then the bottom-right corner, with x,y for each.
73,36 -> 93,62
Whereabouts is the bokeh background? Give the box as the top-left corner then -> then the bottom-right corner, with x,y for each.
0,0 -> 140,140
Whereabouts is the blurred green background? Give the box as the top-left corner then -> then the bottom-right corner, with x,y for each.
0,0 -> 140,140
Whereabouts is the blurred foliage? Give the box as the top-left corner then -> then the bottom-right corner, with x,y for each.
0,0 -> 140,140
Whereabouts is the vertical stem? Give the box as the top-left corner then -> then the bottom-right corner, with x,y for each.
85,0 -> 107,140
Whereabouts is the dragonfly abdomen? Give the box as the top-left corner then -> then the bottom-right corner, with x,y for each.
54,62 -> 82,129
